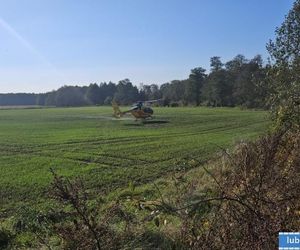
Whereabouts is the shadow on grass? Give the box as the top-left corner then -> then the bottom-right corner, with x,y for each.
123,120 -> 170,127
143,120 -> 169,124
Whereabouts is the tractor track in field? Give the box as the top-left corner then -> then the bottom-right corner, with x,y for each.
0,145 -> 179,170
0,120 -> 265,171
0,119 -> 264,157
0,119 -> 263,150
0,107 -> 269,214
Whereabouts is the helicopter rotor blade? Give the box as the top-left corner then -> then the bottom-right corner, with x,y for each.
142,99 -> 163,105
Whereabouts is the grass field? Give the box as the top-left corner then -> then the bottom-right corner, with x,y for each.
0,106 -> 269,214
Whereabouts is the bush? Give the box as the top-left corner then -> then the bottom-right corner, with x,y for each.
136,130 -> 300,249
185,129 -> 300,249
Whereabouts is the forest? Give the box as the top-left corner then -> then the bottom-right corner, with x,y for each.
0,54 -> 268,108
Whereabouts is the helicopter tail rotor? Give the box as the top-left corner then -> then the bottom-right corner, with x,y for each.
112,101 -> 123,118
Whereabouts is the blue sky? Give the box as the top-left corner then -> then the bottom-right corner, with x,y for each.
0,0 -> 294,93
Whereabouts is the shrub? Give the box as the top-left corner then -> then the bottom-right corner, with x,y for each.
185,129 -> 300,249
137,130 -> 300,249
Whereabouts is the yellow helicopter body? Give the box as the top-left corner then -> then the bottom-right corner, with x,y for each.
112,101 -> 155,119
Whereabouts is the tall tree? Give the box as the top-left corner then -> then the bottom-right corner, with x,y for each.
202,57 -> 232,106
100,82 -> 117,105
85,83 -> 100,105
203,70 -> 232,106
266,0 -> 300,129
184,67 -> 206,105
149,84 -> 161,100
210,56 -> 223,71
225,54 -> 247,72
230,55 -> 265,108
114,79 -> 139,105
54,86 -> 87,106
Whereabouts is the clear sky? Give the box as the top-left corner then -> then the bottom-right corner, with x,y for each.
0,0 -> 294,93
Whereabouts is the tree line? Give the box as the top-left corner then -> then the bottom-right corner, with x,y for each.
0,54 -> 269,108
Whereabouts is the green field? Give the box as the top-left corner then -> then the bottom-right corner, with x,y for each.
0,106 -> 269,213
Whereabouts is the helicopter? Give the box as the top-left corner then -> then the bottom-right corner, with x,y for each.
112,99 -> 161,120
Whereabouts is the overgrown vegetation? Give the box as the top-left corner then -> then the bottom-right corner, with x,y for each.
266,0 -> 300,130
